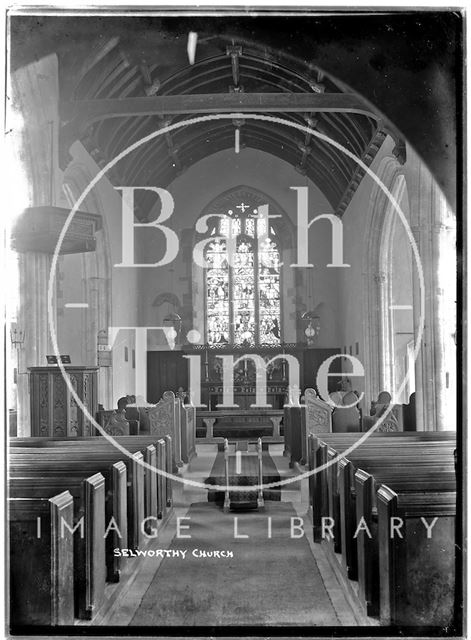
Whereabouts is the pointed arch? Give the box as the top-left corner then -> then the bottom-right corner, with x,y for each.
363,155 -> 409,403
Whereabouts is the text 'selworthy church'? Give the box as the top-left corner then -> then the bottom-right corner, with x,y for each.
6,11 -> 461,637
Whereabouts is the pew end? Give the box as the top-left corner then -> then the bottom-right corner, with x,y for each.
9,492 -> 75,626
377,485 -> 456,627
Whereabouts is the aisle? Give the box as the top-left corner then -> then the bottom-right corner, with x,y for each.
89,445 -> 363,627
130,501 -> 340,626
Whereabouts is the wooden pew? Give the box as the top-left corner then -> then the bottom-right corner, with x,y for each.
299,389 -> 332,465
117,435 -> 173,509
96,410 -> 133,435
9,450 -> 144,552
11,434 -> 173,451
10,461 -> 127,584
9,436 -> 174,624
283,405 -> 292,459
361,391 -> 403,432
355,467 -> 456,617
307,432 -> 457,626
162,434 -> 173,508
307,431 -> 456,545
10,434 -> 174,511
402,392 -> 416,431
326,441 -> 455,552
338,451 -> 455,578
156,438 -> 168,518
143,444 -> 157,531
377,486 -> 456,627
148,391 -> 183,470
180,401 -> 196,463
308,434 -> 333,542
10,434 -> 174,528
337,443 -> 455,559
332,392 -> 361,433
9,472 -> 106,620
9,491 -> 74,626
285,406 -> 303,467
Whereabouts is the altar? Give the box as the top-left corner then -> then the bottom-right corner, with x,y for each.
197,408 -> 284,438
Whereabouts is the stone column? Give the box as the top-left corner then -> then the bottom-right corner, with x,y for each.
374,270 -> 395,394
11,53 -> 61,435
407,161 -> 456,431
17,252 -> 56,435
432,191 -> 457,430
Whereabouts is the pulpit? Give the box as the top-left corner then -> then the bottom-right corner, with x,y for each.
28,366 -> 98,437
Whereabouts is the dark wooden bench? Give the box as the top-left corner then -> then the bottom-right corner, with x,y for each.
331,443 -> 455,550
339,451 -> 455,576
308,432 -> 456,541
337,453 -> 454,596
180,404 -> 197,463
354,467 -> 455,618
309,434 -> 455,544
307,431 -> 457,626
10,450 -> 146,552
10,461 -> 127,584
283,406 -> 303,466
377,486 -> 455,627
9,434 -> 175,624
9,491 -> 74,626
9,472 -> 106,620
11,434 -> 173,515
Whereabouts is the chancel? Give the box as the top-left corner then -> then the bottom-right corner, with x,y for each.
6,9 -> 460,636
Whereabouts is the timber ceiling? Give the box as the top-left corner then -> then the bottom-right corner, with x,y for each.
65,34 -> 383,217
13,18 -> 396,218
10,14 -> 459,212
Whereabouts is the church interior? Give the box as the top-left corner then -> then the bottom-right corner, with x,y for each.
6,11 -> 461,636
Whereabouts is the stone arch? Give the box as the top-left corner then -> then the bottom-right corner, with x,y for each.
362,153 -> 407,404
378,174 -> 414,402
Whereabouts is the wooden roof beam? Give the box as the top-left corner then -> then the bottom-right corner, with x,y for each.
59,92 -> 380,168
61,92 -> 379,126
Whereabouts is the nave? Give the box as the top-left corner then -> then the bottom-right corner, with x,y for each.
9,409 -> 457,631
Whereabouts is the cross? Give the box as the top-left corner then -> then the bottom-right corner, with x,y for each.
236,202 -> 250,213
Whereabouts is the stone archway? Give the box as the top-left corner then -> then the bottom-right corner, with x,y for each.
363,154 -> 406,406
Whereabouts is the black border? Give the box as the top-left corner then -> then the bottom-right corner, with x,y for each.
5,7 -> 465,640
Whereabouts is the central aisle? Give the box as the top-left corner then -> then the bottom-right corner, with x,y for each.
90,444 -> 364,627
131,501 -> 340,626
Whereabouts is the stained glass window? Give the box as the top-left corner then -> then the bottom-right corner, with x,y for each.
206,239 -> 230,345
205,204 -> 281,346
258,237 -> 281,345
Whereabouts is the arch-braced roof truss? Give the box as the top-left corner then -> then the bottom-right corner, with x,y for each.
59,32 -> 387,218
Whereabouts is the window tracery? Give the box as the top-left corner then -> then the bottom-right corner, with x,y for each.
205,204 -> 281,346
